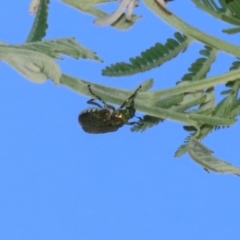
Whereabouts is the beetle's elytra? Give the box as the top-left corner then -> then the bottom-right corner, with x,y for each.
78,85 -> 141,134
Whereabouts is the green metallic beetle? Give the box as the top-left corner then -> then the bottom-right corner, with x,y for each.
78,85 -> 141,133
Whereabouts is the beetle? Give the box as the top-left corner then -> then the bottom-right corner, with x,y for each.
78,85 -> 142,133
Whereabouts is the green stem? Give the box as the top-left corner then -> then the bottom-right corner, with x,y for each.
141,68 -> 240,101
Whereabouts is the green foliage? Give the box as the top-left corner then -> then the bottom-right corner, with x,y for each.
20,38 -> 102,61
181,46 -> 216,81
26,0 -> 49,42
131,115 -> 164,132
102,32 -> 189,77
192,0 -> 240,34
0,45 -> 61,84
0,38 -> 101,84
3,0 -> 240,173
187,137 -> 240,175
175,80 -> 240,157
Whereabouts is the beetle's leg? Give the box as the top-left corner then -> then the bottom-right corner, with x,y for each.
87,99 -> 103,108
120,85 -> 141,108
88,85 -> 115,110
135,116 -> 143,121
126,121 -> 143,126
88,85 -> 108,105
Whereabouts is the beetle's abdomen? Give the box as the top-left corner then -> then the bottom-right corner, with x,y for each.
78,108 -> 119,133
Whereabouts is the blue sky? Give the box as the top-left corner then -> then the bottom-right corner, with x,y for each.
1,1 -> 240,239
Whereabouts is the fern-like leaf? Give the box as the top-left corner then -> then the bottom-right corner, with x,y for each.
222,26 -> 240,34
192,0 -> 240,34
225,0 -> 240,20
192,0 -> 240,30
181,46 -> 216,81
0,38 -> 102,62
26,0 -> 49,42
131,115 -> 164,132
229,98 -> 240,117
175,80 -> 239,157
225,59 -> 240,91
229,59 -> 240,71
191,0 -> 225,18
174,133 -> 196,157
21,38 -> 102,62
187,137 -> 240,175
102,32 -> 190,77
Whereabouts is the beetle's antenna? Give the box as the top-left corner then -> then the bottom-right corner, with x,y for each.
120,85 -> 141,108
